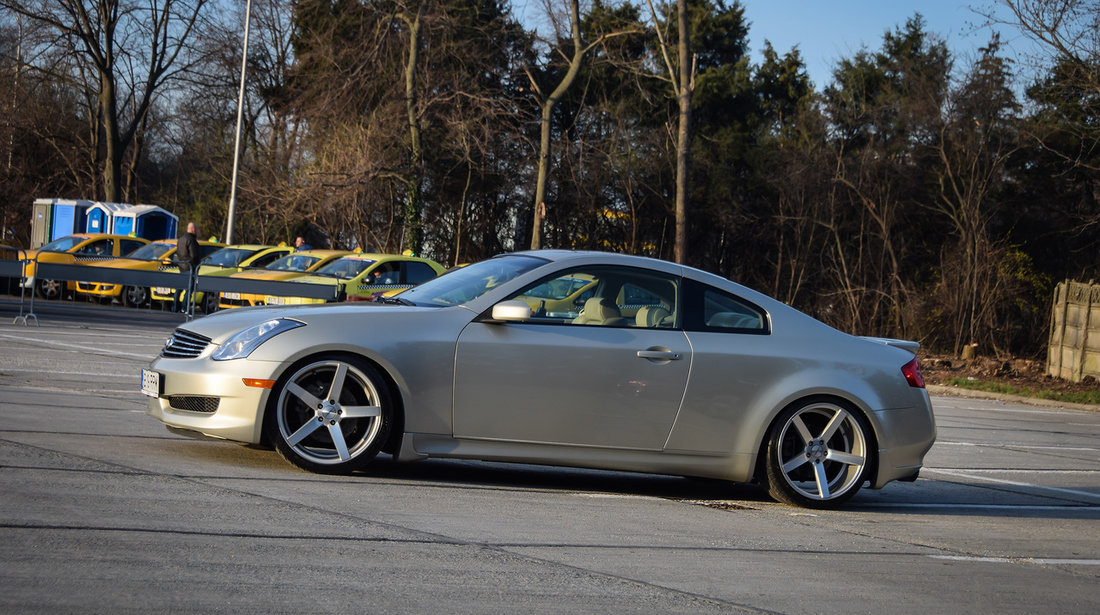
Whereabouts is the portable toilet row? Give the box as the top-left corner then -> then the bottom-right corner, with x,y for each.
31,198 -> 178,247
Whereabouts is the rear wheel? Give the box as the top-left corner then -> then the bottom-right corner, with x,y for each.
267,355 -> 392,474
762,398 -> 872,508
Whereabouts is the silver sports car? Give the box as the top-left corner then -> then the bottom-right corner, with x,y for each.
144,250 -> 935,508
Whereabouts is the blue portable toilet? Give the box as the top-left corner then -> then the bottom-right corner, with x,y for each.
34,198 -> 95,242
113,204 -> 178,240
85,201 -> 130,235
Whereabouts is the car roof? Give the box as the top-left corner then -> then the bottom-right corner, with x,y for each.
297,249 -> 350,256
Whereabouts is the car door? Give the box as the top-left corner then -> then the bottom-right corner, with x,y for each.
453,266 -> 691,450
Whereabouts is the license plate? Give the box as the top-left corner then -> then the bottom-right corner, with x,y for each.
153,286 -> 174,294
224,292 -> 241,300
141,369 -> 161,398
268,297 -> 284,305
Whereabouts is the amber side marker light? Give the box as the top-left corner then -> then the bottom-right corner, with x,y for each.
243,378 -> 276,389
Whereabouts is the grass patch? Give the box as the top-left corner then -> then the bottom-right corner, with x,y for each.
943,377 -> 1100,406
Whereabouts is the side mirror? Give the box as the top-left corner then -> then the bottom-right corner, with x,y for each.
490,300 -> 532,323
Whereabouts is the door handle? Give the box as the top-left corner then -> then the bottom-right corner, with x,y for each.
636,349 -> 682,361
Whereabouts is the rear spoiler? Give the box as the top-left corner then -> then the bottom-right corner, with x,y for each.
859,336 -> 921,354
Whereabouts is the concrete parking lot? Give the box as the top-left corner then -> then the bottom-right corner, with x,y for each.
1,297 -> 1098,613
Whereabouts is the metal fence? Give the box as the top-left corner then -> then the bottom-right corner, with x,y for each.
0,245 -> 343,326
1047,280 -> 1100,383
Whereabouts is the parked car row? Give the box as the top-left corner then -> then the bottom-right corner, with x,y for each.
3,233 -> 446,312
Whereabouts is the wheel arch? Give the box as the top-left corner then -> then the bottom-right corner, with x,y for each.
258,349 -> 406,455
750,392 -> 881,487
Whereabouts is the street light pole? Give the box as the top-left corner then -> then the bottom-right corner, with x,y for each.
225,0 -> 253,245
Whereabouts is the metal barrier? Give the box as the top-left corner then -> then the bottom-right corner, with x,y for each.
3,247 -> 343,326
0,246 -> 34,325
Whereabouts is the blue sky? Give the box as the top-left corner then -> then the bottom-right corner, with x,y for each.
739,1 -> 1032,88
514,1 -> 1041,89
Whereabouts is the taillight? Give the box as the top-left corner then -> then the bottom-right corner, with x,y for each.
901,357 -> 925,388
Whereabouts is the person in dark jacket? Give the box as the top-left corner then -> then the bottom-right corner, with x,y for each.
174,222 -> 200,312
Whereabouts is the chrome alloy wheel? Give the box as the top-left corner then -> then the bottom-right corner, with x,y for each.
270,357 -> 390,473
764,400 -> 871,507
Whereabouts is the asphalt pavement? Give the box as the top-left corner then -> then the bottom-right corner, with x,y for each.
1,297 -> 1097,613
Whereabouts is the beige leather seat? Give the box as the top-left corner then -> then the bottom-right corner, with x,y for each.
635,305 -> 671,328
573,297 -> 626,326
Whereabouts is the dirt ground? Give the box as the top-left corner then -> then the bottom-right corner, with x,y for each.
919,352 -> 1099,397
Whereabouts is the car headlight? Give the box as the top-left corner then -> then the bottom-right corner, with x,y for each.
212,318 -> 305,361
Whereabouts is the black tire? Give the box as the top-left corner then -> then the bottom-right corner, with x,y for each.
201,291 -> 219,314
123,285 -> 148,308
761,398 -> 873,508
266,355 -> 392,474
37,278 -> 62,300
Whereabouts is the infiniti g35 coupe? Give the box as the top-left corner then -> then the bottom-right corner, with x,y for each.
143,250 -> 936,508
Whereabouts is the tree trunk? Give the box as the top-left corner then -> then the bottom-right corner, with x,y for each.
100,70 -> 122,202
531,0 -> 585,251
673,0 -> 691,264
402,10 -> 423,254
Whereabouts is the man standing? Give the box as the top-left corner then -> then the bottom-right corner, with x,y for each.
295,236 -> 312,251
174,222 -> 200,312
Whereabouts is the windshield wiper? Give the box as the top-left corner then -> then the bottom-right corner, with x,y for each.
379,295 -> 415,306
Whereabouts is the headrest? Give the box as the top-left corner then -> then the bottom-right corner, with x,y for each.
636,305 -> 671,327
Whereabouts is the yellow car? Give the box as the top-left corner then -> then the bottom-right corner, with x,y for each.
265,253 -> 446,305
20,233 -> 150,300
513,273 -> 598,317
150,244 -> 295,313
74,239 -> 221,306
218,249 -> 351,309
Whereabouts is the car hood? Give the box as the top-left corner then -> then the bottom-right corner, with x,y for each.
284,274 -> 340,286
231,269 -> 308,281
180,302 -> 459,343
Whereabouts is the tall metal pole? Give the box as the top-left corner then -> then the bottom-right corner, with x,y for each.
225,0 -> 253,245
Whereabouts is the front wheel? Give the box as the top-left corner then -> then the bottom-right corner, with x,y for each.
266,356 -> 392,474
201,291 -> 219,314
37,278 -> 62,300
123,285 -> 148,307
761,399 -> 872,508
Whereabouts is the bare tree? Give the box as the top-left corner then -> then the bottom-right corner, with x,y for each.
993,0 -> 1099,169
2,0 -> 211,202
644,0 -> 692,263
526,0 -> 637,250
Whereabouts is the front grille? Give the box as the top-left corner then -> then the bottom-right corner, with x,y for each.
166,395 -> 219,413
161,328 -> 211,358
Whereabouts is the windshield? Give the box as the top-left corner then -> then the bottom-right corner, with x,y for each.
400,254 -> 546,307
39,236 -> 86,252
203,247 -> 255,268
316,257 -> 375,279
127,242 -> 174,260
268,253 -> 322,271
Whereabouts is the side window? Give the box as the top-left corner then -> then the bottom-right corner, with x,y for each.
690,282 -> 768,333
507,266 -> 679,328
120,240 -> 146,255
79,239 -> 113,256
368,262 -> 400,285
249,251 -> 286,268
403,261 -> 438,285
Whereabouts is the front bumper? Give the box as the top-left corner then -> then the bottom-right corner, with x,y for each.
145,355 -> 283,444
76,281 -> 123,297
